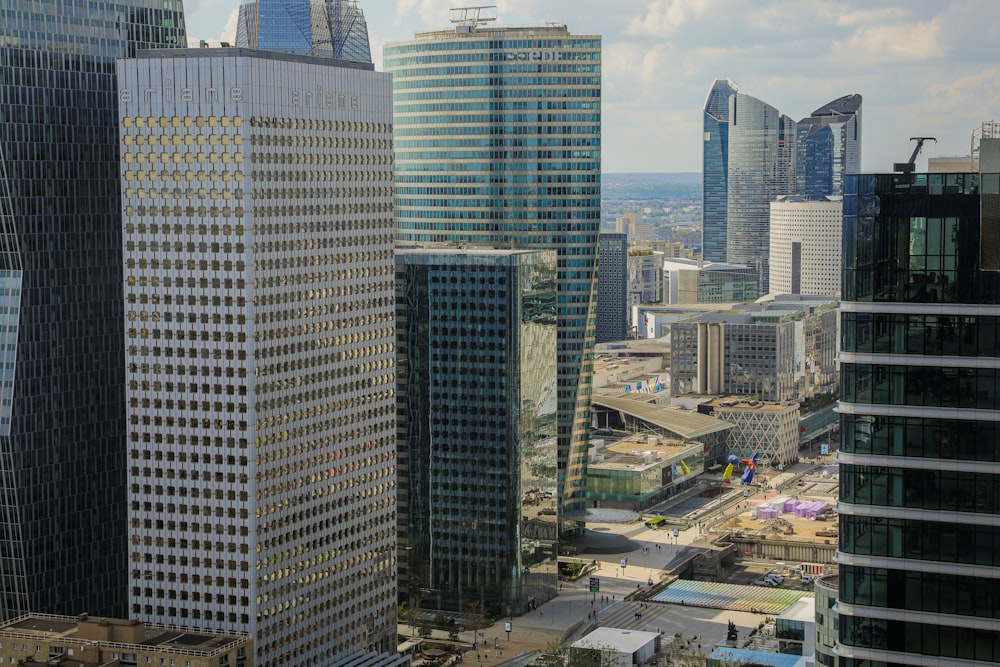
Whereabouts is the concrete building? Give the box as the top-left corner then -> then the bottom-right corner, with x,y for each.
670,298 -> 838,404
118,49 -> 397,665
616,212 -> 654,240
662,258 -> 760,304
837,164 -> 1000,664
0,0 -> 186,620
395,248 -> 558,617
596,233 -> 629,343
570,627 -> 660,667
386,20 -> 601,521
769,196 -> 843,297
703,398 -> 800,467
0,614 -> 251,667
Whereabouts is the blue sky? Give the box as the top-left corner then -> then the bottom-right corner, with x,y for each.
184,0 -> 1000,173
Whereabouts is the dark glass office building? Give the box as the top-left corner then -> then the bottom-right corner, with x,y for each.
796,94 -> 862,198
386,24 -> 601,522
0,0 -> 186,619
596,233 -> 628,343
838,169 -> 1000,665
396,249 -> 559,617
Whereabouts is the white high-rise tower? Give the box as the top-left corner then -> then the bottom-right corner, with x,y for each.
118,48 -> 397,666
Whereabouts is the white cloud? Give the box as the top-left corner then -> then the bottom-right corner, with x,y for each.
626,0 -> 721,37
220,7 -> 239,45
833,19 -> 946,63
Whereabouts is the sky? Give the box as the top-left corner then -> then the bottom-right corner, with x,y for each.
184,0 -> 1000,173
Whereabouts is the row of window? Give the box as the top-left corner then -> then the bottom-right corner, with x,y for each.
841,514 -> 1000,566
841,565 -> 1000,619
841,615 -> 1000,661
842,312 -> 1000,357
841,464 -> 1000,514
842,414 -> 1000,462
842,363 -> 1000,410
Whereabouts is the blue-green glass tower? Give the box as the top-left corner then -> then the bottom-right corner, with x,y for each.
0,0 -> 186,618
702,79 -> 741,263
386,22 -> 601,523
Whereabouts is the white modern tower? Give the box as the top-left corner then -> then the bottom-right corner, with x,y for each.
118,48 -> 397,666
768,195 -> 843,296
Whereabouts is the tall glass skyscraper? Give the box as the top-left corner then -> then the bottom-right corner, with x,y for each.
0,0 -> 185,619
838,169 -> 1000,665
236,0 -> 371,62
726,90 -> 797,293
385,23 -> 602,522
796,94 -> 862,198
396,248 -> 558,618
702,79 -> 741,263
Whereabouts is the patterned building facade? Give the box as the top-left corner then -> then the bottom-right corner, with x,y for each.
119,49 -> 397,665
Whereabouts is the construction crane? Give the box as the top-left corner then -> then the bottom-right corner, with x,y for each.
894,137 -> 937,173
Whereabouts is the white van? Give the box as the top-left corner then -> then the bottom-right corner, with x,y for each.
764,573 -> 784,585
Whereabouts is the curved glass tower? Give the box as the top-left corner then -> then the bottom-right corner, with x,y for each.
236,0 -> 372,62
796,94 -> 862,198
838,170 -> 1000,665
0,0 -> 186,620
702,79 -> 741,263
726,91 -> 796,293
386,24 -> 601,523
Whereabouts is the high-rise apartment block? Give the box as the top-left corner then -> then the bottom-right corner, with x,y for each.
838,166 -> 1000,665
0,0 -> 186,620
596,233 -> 629,343
236,0 -> 372,62
768,195 -> 843,296
396,248 -> 558,616
118,48 -> 397,665
386,21 -> 601,520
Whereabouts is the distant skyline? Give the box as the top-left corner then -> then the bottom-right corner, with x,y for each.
185,0 -> 1000,173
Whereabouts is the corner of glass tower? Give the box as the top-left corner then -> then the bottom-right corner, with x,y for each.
236,0 -> 373,63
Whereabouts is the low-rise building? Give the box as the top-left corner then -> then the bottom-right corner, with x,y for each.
775,597 -> 815,656
570,627 -> 660,667
702,398 -> 800,467
0,614 -> 251,667
587,432 -> 705,510
813,575 -> 838,667
663,258 -> 760,304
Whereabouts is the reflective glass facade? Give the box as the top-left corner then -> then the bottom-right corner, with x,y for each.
118,50 -> 396,666
235,0 -> 371,63
701,79 -> 740,263
396,249 -> 558,617
837,172 -> 1000,666
386,26 -> 601,521
726,92 -> 796,293
0,0 -> 185,620
795,94 -> 861,198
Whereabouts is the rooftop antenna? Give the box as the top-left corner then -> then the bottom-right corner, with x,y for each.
449,5 -> 497,34
894,137 -> 936,173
